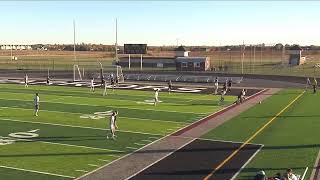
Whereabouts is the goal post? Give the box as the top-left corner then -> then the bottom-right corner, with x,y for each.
73,64 -> 82,81
116,65 -> 124,83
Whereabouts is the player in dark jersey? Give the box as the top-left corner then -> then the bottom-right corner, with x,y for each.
115,75 -> 119,86
168,80 -> 172,94
227,78 -> 232,92
219,89 -> 226,105
46,76 -> 50,86
110,76 -> 115,92
223,81 -> 228,92
24,74 -> 29,88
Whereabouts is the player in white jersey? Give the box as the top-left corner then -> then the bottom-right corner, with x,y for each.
24,74 -> 29,88
90,78 -> 95,92
306,77 -> 311,90
154,89 -> 159,106
107,111 -> 118,140
214,77 -> 219,95
34,93 -> 40,116
103,79 -> 108,96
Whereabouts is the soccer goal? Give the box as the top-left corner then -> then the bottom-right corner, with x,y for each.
73,61 -> 124,83
103,65 -> 124,83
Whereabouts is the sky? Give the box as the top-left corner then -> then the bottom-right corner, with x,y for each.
1,1 -> 320,46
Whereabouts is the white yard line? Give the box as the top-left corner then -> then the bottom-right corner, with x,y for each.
0,135 -> 123,153
0,117 -> 162,136
126,146 -> 138,150
0,165 -> 75,179
141,139 -> 153,143
148,137 -> 159,139
0,86 -> 215,103
107,154 -> 121,158
134,143 -> 146,146
0,97 -> 206,115
98,159 -> 111,162
75,169 -> 89,173
88,164 -> 99,167
0,106 -> 192,125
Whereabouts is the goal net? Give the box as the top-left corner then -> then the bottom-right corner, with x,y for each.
104,65 -> 124,83
73,61 -> 124,83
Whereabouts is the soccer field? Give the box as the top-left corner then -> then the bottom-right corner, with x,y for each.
0,83 -> 236,180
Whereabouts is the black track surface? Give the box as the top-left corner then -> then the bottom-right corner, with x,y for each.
130,139 -> 261,180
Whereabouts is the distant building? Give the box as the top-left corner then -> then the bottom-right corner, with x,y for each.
176,57 -> 210,71
288,45 -> 306,65
174,46 -> 189,57
118,56 -> 176,68
118,45 -> 210,71
0,45 -> 32,50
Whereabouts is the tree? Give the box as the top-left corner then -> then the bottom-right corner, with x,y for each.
274,43 -> 284,50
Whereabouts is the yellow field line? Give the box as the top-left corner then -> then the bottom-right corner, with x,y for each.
203,90 -> 305,180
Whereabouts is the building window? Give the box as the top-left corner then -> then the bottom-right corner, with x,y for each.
181,62 -> 187,67
194,62 -> 201,68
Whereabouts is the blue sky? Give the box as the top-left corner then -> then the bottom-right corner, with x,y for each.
1,1 -> 320,46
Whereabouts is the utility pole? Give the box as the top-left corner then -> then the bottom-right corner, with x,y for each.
115,18 -> 118,61
253,45 -> 256,73
241,41 -> 245,74
73,19 -> 77,65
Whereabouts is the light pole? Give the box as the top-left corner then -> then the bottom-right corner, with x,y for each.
227,48 -> 231,72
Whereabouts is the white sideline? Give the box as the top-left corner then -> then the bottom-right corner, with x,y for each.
230,145 -> 264,180
301,167 -> 308,180
124,138 -> 196,180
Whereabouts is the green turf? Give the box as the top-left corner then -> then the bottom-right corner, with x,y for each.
0,83 -> 235,179
0,167 -> 71,180
202,89 -> 320,179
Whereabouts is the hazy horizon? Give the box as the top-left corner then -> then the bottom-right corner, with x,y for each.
1,1 -> 320,46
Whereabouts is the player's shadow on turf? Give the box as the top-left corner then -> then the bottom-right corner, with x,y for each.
262,144 -> 320,150
142,166 -> 312,177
